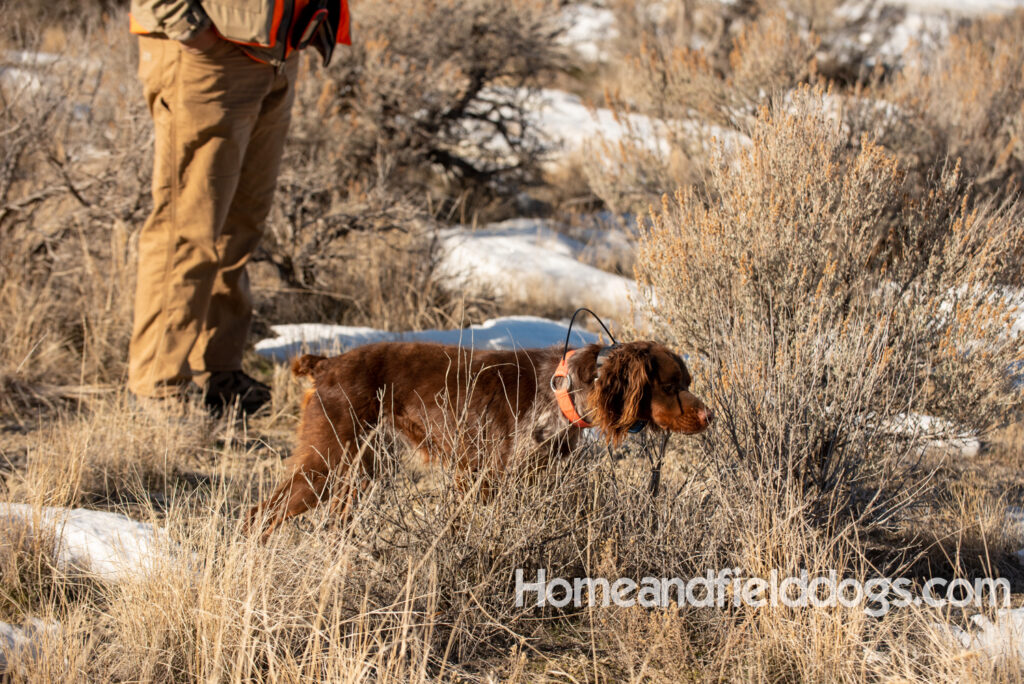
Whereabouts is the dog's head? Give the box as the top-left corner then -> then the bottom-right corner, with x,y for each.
586,341 -> 712,444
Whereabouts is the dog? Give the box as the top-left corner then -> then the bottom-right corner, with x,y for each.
247,340 -> 712,540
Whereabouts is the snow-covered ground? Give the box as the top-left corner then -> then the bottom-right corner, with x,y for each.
1010,291 -> 1024,340
559,4 -> 617,62
883,412 -> 982,458
0,49 -> 100,93
0,507 -> 173,671
559,0 -> 1024,73
256,217 -> 642,362
0,51 -> 53,92
895,0 -> 1024,12
255,315 -> 605,362
530,88 -> 666,154
0,504 -> 171,582
439,219 -> 638,320
0,618 -> 59,675
514,88 -> 750,161
947,609 -> 1024,663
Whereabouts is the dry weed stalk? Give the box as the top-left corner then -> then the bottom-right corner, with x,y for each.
638,85 -> 1024,532
870,10 -> 1024,200
585,4 -> 820,214
3,4 -> 1024,682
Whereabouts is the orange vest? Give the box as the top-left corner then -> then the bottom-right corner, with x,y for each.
131,0 -> 350,66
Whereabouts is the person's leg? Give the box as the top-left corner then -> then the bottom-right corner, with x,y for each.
128,37 -> 272,399
189,57 -> 300,385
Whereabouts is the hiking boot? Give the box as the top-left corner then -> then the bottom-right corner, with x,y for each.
201,370 -> 271,417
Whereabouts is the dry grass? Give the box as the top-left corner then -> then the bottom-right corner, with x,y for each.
580,4 -> 1024,220
0,4 -> 536,400
2,382 -> 1023,680
2,2 -> 1024,682
867,10 -> 1024,200
578,2 -> 823,215
637,83 -> 1023,532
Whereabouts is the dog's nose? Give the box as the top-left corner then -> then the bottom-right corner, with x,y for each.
696,407 -> 713,427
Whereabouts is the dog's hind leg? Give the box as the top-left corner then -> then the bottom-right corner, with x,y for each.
326,442 -> 379,524
249,467 -> 329,542
248,386 -> 374,540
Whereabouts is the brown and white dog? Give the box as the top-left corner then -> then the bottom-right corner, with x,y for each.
247,341 -> 712,540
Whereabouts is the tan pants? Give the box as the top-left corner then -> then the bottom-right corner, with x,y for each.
129,36 -> 298,398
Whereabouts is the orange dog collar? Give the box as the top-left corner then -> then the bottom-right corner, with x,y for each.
551,350 -> 592,428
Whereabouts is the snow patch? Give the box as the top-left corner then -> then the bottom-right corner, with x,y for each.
0,67 -> 44,92
885,413 -> 982,458
1,50 -> 100,93
468,87 -> 746,163
892,0 -> 1024,14
255,219 -> 639,362
525,88 -> 751,169
3,51 -> 60,66
1009,289 -> 1024,339
439,219 -> 638,319
947,609 -> 1024,663
0,504 -> 171,582
0,618 -> 59,675
527,88 -> 667,155
531,88 -> 748,155
560,5 -> 618,62
255,315 -> 604,362
878,10 -> 951,59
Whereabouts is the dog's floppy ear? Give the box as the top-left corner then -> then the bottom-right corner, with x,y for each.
588,344 -> 651,444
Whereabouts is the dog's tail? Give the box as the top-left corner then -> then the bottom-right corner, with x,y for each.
291,354 -> 327,378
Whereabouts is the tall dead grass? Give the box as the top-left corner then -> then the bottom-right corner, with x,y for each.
586,5 -> 1024,220
637,82 -> 1024,580
0,0 -> 562,406
2,3 -> 1024,682
865,10 -> 1024,200
1,377 -> 1021,680
584,2 -> 821,215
